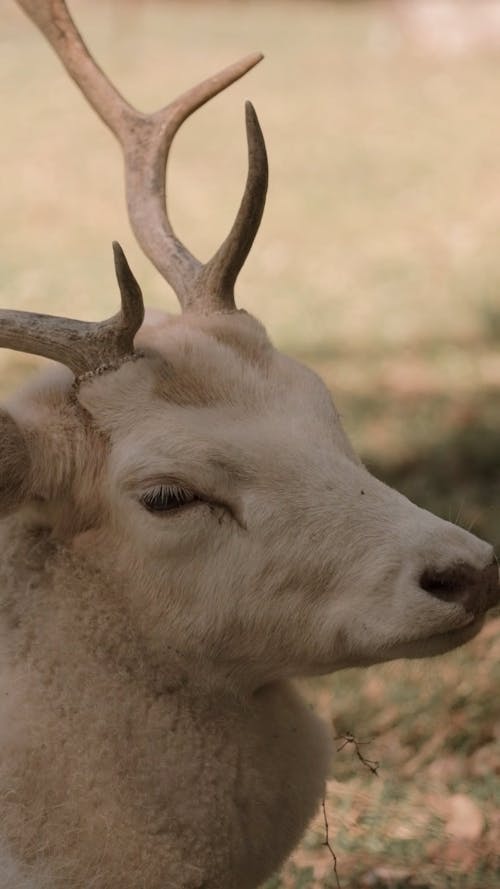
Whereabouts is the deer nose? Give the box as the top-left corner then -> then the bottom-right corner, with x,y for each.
419,559 -> 500,616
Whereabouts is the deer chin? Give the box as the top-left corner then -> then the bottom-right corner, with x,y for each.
322,613 -> 487,673
396,614 -> 486,660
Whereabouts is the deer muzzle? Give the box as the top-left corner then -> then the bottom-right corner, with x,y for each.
419,559 -> 500,617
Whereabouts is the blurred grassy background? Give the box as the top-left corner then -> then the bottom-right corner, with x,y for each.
1,1 -> 500,886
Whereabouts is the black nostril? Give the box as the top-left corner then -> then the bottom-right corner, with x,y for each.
420,564 -> 469,601
420,560 -> 500,614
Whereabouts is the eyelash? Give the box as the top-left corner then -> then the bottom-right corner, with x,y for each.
140,484 -> 200,514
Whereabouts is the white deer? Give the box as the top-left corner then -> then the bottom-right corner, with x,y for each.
1,2 -> 498,888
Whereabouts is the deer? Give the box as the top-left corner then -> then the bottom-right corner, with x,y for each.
0,2 -> 499,888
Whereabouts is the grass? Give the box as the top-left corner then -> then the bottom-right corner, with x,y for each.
1,1 -> 500,886
273,615 -> 500,888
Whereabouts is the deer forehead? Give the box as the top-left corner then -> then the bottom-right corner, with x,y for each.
77,313 -> 354,482
80,312 -> 333,421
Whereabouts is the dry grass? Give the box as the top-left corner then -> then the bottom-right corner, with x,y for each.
274,615 -> 500,889
1,1 -> 500,886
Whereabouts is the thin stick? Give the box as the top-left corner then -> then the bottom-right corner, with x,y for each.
321,798 -> 341,889
335,733 -> 379,776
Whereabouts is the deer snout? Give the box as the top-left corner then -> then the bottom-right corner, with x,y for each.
419,558 -> 500,617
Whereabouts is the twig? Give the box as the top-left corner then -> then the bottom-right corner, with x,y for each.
321,798 -> 341,889
335,732 -> 379,776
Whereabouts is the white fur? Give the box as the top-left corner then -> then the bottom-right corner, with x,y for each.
0,310 -> 495,887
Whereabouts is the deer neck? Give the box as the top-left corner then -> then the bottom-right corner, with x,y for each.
0,517 -> 332,889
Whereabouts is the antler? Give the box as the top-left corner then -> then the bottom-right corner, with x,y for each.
0,242 -> 144,376
16,0 -> 268,313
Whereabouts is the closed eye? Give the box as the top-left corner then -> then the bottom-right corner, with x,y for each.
141,484 -> 201,514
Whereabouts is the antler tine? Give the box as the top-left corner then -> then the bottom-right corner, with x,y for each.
194,102 -> 268,312
0,243 -> 144,377
16,0 -> 265,313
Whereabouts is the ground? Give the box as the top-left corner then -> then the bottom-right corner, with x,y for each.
1,2 -> 499,887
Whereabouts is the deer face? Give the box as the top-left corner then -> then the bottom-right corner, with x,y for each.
3,0 -> 498,691
0,312 -> 498,690
69,309 -> 497,687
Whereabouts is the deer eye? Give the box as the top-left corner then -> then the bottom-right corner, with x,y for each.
141,484 -> 199,513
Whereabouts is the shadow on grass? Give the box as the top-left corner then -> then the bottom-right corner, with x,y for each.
361,389 -> 500,549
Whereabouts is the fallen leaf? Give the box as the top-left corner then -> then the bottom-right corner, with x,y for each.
427,753 -> 464,783
468,742 -> 500,777
446,793 -> 484,840
360,865 -> 414,887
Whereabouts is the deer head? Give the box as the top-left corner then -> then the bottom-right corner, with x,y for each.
1,0 -> 498,689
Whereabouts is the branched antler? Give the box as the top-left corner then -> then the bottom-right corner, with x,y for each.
2,1 -> 267,376
16,0 -> 268,313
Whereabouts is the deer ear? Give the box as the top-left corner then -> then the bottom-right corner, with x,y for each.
0,409 -> 30,513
